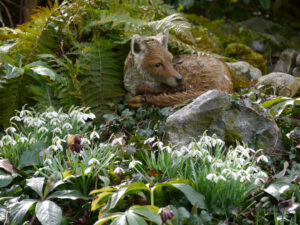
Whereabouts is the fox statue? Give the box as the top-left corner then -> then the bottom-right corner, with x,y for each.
124,30 -> 233,108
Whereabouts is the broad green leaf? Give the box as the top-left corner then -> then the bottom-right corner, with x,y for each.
105,187 -> 127,210
95,213 -> 123,225
89,186 -> 117,195
259,0 -> 270,9
9,199 -> 37,225
49,179 -> 65,192
36,200 -> 62,225
26,177 -> 45,198
130,205 -> 162,225
0,170 -> 13,187
111,215 -> 127,225
26,61 -> 49,67
171,183 -> 206,209
264,177 -> 293,201
47,190 -> 90,200
126,212 -> 147,225
5,63 -> 24,78
19,150 -> 40,169
125,182 -> 149,194
29,66 -> 56,81
91,192 -> 113,211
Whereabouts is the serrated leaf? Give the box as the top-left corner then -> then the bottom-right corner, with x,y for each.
0,170 -> 13,187
26,177 -> 45,198
47,190 -> 90,200
36,200 -> 62,225
10,199 -> 37,225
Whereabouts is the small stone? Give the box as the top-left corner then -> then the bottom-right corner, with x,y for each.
273,49 -> 298,74
227,61 -> 262,82
250,40 -> 266,53
257,72 -> 300,97
292,67 -> 300,77
296,54 -> 300,66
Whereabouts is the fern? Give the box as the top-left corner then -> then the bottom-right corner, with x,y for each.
76,36 -> 125,117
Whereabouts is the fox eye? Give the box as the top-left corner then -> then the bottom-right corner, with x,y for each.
155,63 -> 162,68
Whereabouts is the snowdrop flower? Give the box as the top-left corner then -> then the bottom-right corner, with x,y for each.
19,137 -> 28,143
99,143 -> 109,149
111,137 -> 124,146
38,127 -> 49,134
256,155 -> 268,163
206,173 -> 217,182
45,111 -> 58,119
53,127 -> 62,134
50,118 -> 60,126
19,109 -> 32,118
59,113 -> 69,121
33,118 -> 45,127
88,158 -> 100,165
90,130 -> 100,140
81,137 -> 91,145
5,127 -> 16,134
162,146 -> 172,153
10,116 -> 21,122
62,123 -> 73,130
114,167 -> 124,175
144,137 -> 155,144
206,155 -> 212,162
231,171 -> 239,181
44,158 -> 52,165
129,159 -> 142,169
0,140 -> 3,148
1,135 -> 12,143
47,145 -> 58,151
29,137 -> 36,144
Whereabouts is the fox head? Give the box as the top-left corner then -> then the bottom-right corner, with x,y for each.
130,30 -> 182,87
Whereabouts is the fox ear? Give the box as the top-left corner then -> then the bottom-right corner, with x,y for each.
131,35 -> 146,56
160,29 -> 169,48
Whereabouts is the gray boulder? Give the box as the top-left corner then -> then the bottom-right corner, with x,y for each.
256,72 -> 300,97
226,61 -> 262,81
296,54 -> 300,67
273,49 -> 298,74
164,90 -> 285,155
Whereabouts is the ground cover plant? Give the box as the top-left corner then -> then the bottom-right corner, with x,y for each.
0,0 -> 300,224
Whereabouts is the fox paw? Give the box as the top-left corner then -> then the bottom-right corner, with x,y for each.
128,95 -> 146,109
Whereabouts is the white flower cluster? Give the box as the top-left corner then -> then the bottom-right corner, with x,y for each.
1,107 -> 97,152
147,134 -> 268,185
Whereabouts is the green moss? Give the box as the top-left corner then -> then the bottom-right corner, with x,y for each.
225,43 -> 267,73
224,129 -> 243,146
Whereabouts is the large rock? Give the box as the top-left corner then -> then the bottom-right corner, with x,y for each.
273,49 -> 298,74
256,72 -> 300,97
227,61 -> 262,87
292,67 -> 300,77
164,90 -> 285,155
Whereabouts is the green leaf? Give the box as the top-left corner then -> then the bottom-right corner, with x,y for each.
171,183 -> 206,209
5,63 -> 24,78
95,213 -> 123,225
89,186 -> 117,195
259,0 -> 271,9
264,177 -> 293,201
10,199 -> 37,225
111,215 -> 127,225
26,177 -> 45,198
19,150 -> 40,169
126,212 -> 147,225
261,96 -> 291,108
91,192 -> 113,211
130,205 -> 162,225
36,200 -> 62,225
29,66 -> 56,81
47,190 -> 90,200
0,170 -> 13,187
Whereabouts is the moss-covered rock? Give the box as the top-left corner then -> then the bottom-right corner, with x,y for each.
225,43 -> 267,74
